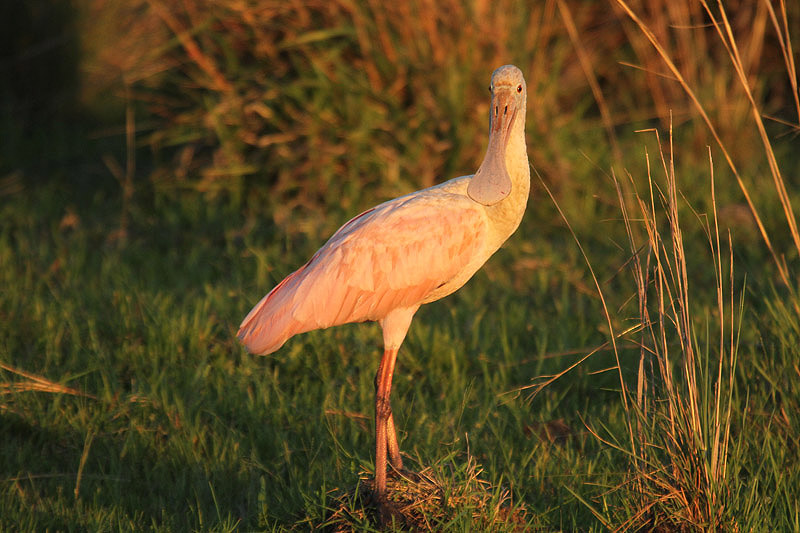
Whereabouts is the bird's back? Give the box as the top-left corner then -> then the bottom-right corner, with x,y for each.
237,180 -> 492,355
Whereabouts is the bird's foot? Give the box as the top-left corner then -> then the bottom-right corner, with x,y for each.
374,495 -> 404,529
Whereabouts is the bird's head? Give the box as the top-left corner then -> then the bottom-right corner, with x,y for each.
468,65 -> 527,206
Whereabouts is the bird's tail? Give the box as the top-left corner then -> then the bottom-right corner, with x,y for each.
237,264 -> 310,355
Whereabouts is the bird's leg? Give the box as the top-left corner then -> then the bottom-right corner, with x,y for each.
386,411 -> 404,471
374,361 -> 404,473
374,346 -> 399,501
374,305 -> 417,514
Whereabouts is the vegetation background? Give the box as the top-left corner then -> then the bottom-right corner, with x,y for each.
2,0 -> 799,530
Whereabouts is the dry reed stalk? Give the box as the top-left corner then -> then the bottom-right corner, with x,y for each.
763,0 -> 800,123
615,0 -> 795,298
0,362 -> 95,399
700,0 -> 800,259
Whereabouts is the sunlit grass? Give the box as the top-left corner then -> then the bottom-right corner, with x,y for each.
2,0 -> 800,530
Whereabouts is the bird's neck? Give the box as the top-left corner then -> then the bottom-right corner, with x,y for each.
485,117 -> 530,235
507,117 -> 530,197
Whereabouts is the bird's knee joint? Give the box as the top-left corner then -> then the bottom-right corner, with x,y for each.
376,396 -> 392,419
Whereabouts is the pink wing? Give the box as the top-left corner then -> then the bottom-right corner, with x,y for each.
237,192 -> 488,355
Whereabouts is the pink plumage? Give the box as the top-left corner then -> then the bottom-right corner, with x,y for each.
237,189 -> 488,355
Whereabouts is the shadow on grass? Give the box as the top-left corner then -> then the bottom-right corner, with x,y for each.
1,407 -> 270,530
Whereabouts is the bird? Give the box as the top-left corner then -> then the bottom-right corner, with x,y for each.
238,64 -> 530,510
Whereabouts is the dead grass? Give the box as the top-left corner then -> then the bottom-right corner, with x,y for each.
606,125 -> 740,531
0,362 -> 95,403
321,457 -> 529,532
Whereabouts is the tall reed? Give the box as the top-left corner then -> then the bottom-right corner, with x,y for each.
606,127 -> 741,530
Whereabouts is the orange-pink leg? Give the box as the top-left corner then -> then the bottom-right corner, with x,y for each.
374,347 -> 403,500
386,411 -> 403,470
374,306 -> 417,504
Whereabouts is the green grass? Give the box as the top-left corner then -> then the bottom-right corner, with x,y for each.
3,153 -> 799,530
0,180 -> 618,530
3,0 -> 800,530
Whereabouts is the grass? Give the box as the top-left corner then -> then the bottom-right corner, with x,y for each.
2,0 -> 800,530
0,182 -> 613,530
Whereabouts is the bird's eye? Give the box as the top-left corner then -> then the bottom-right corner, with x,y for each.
517,85 -> 522,93
488,85 -> 493,93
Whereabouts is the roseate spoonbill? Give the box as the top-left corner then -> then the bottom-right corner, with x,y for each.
238,65 -> 530,507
